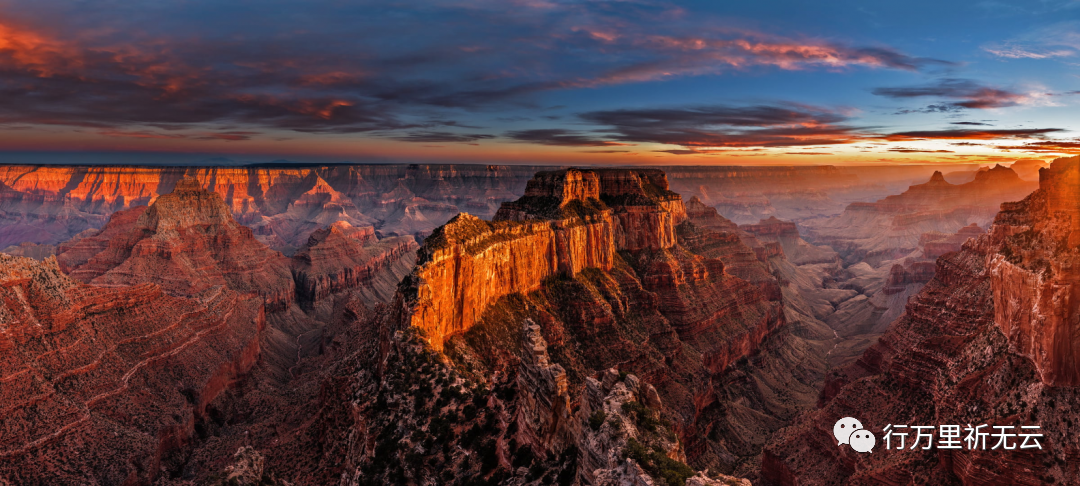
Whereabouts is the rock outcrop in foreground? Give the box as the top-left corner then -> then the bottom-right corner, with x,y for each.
407,168 -> 685,350
763,156 -> 1080,485
0,254 -> 264,484
285,167 -> 837,485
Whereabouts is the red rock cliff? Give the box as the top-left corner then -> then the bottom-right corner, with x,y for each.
763,155 -> 1080,485
991,155 -> 1080,386
56,178 -> 296,312
291,222 -> 418,304
407,168 -> 688,350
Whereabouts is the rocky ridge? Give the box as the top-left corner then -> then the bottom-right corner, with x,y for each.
1,176 -> 421,485
762,155 -> 1080,485
801,165 -> 1036,267
0,164 -> 543,254
56,178 -> 297,312
0,253 -> 264,484
371,168 -> 840,481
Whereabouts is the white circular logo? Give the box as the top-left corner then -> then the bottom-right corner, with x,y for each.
832,417 -> 863,445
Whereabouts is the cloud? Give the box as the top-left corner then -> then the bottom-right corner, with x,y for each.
880,128 -> 1064,141
96,129 -> 257,141
508,102 -> 1065,153
887,148 -> 955,153
654,149 -> 703,155
873,78 -> 1032,111
577,104 -> 865,149
584,33 -> 954,85
984,45 -> 1074,59
951,121 -> 993,126
784,152 -> 833,155
982,21 -> 1080,60
0,1 -> 958,145
992,139 -> 1080,153
505,129 -> 630,146
390,131 -> 495,143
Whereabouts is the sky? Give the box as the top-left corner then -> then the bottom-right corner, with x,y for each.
0,0 -> 1078,166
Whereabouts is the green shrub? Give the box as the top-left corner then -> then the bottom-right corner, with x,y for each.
623,438 -> 695,486
589,410 -> 607,431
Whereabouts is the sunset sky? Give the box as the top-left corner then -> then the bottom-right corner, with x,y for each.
0,0 -> 1078,165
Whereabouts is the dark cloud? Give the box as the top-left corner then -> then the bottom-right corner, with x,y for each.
578,104 -> 864,149
654,150 -> 702,155
992,139 -> 1080,153
874,78 -> 1030,112
390,131 -> 495,143
881,128 -> 1064,141
0,1 -> 956,143
951,121 -> 993,126
887,148 -> 955,153
505,129 -> 630,147
894,104 -> 963,114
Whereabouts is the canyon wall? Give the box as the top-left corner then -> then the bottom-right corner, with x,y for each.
0,164 -> 542,253
56,178 -> 297,312
405,168 -> 688,350
990,155 -> 1080,386
0,253 -> 265,484
387,167 -> 835,480
763,155 -> 1080,485
290,223 -> 418,305
801,165 -> 1036,266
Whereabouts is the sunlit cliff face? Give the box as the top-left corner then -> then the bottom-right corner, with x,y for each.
0,1 -> 1077,165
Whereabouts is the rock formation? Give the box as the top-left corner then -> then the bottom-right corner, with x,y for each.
1009,158 -> 1050,182
0,253 -> 264,484
801,165 -> 1036,267
0,164 -> 543,254
56,178 -> 297,312
407,168 -> 688,350
379,167 -> 839,481
3,160 -> 1036,485
762,155 -> 1080,485
291,222 -> 418,306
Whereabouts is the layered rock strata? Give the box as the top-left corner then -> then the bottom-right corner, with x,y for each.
385,168 -> 839,480
290,223 -> 418,305
762,155 -> 1080,485
56,178 -> 296,312
0,164 -> 543,252
409,168 -> 688,350
0,254 -> 264,485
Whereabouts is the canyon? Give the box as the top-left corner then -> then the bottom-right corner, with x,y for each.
0,164 -> 542,254
763,155 -> 1080,485
0,159 -> 1053,485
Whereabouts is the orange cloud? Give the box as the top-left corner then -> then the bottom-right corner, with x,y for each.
0,22 -> 84,77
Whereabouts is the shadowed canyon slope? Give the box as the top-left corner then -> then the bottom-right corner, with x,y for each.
0,253 -> 265,484
1,176 -> 420,485
763,156 -> 1080,485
